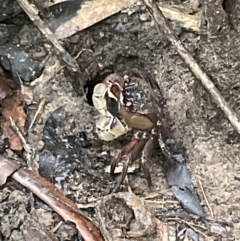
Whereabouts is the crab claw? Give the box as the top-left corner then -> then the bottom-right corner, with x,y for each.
92,83 -> 108,116
93,73 -> 131,141
103,73 -> 128,89
92,81 -> 123,115
96,114 -> 129,141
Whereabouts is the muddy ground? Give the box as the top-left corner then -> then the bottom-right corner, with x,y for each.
1,0 -> 240,240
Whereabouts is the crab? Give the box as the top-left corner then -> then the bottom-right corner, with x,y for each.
93,71 -> 167,191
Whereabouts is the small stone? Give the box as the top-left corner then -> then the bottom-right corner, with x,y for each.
37,140 -> 45,151
139,14 -> 150,22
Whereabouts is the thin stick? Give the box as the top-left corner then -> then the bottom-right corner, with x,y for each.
125,175 -> 133,193
198,178 -> 214,218
28,99 -> 46,131
10,117 -> 39,173
142,0 -> 240,134
74,49 -> 93,60
9,116 -> 27,147
145,200 -> 178,204
51,221 -> 63,233
168,217 -> 209,239
16,0 -> 79,71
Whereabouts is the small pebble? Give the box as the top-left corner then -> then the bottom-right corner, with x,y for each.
37,140 -> 45,151
139,14 -> 150,22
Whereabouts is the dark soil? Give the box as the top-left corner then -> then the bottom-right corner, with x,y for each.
1,0 -> 240,240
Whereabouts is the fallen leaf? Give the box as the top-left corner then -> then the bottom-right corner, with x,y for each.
45,0 -> 200,39
21,85 -> 34,105
48,0 -> 138,39
165,140 -> 205,217
97,192 -> 167,241
2,93 -> 26,150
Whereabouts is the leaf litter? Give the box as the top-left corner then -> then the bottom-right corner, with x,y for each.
0,0 -> 240,240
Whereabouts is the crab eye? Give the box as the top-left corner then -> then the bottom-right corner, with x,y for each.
123,75 -> 129,82
125,101 -> 133,111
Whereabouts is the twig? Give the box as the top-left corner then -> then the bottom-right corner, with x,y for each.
125,175 -> 133,193
145,199 -> 178,204
167,217 -> 209,239
28,99 -> 46,131
142,0 -> 240,134
51,221 -> 63,233
10,117 -> 39,172
74,49 -> 93,60
198,178 -> 214,218
16,0 -> 79,71
9,116 -> 27,147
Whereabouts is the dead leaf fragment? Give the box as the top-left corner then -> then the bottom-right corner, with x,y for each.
2,93 -> 26,150
97,192 -> 167,241
31,56 -> 61,86
49,0 -> 138,39
21,85 -> 34,105
46,0 -> 200,40
155,218 -> 169,241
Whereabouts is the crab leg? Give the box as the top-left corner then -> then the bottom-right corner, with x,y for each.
140,136 -> 158,187
110,131 -> 142,176
157,121 -> 173,158
113,134 -> 149,192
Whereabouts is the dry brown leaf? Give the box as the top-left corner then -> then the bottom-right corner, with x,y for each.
155,218 -> 169,241
2,93 -> 27,150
